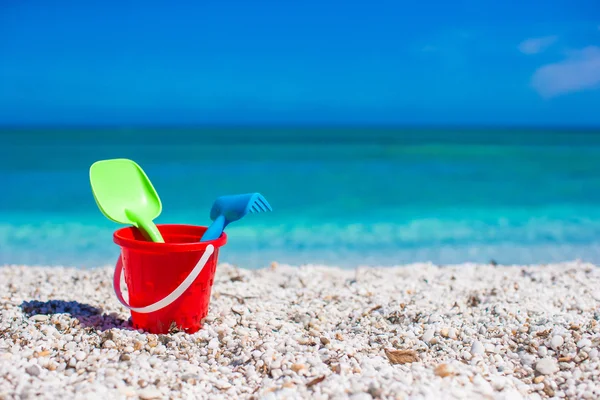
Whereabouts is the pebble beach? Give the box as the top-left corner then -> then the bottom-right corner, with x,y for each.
1,261 -> 600,400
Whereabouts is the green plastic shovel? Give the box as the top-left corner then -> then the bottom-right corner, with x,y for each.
89,158 -> 164,243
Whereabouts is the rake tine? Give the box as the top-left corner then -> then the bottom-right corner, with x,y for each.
257,196 -> 272,211
254,200 -> 266,212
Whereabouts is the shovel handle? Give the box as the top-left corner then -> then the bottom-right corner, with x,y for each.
113,244 -> 215,313
136,218 -> 164,243
124,208 -> 164,243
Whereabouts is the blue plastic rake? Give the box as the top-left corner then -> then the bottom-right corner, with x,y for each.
200,193 -> 272,242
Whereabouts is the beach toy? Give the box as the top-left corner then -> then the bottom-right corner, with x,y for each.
113,224 -> 227,334
90,158 -> 165,243
200,193 -> 272,242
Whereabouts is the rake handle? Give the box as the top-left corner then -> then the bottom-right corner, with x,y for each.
200,214 -> 226,242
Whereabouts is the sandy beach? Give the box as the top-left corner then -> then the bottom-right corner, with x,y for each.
1,261 -> 600,400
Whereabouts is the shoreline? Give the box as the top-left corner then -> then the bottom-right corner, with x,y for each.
1,261 -> 600,399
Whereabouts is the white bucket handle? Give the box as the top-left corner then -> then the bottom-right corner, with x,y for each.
113,244 -> 215,314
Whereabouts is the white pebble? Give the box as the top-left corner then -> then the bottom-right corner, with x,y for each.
577,338 -> 592,348
422,328 -> 435,343
471,341 -> 485,355
64,342 -> 77,351
25,365 -> 41,376
448,328 -> 457,339
536,357 -> 559,375
551,335 -> 564,349
349,393 -> 372,400
137,388 -> 162,399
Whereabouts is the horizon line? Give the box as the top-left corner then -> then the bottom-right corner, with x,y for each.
1,123 -> 600,132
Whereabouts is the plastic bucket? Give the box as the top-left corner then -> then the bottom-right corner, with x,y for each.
112,224 -> 227,334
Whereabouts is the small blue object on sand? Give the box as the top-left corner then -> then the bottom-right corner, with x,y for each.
200,193 -> 272,242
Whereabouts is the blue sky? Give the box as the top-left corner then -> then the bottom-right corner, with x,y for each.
1,0 -> 599,126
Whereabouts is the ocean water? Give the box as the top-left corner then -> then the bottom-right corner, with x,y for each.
1,127 -> 600,269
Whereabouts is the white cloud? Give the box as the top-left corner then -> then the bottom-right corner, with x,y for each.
531,46 -> 600,98
518,35 -> 558,55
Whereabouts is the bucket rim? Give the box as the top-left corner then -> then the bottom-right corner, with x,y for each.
113,223 -> 227,252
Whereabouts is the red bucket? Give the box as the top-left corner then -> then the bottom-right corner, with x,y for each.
112,224 -> 227,334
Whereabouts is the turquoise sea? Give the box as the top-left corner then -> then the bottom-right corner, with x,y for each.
1,127 -> 600,269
